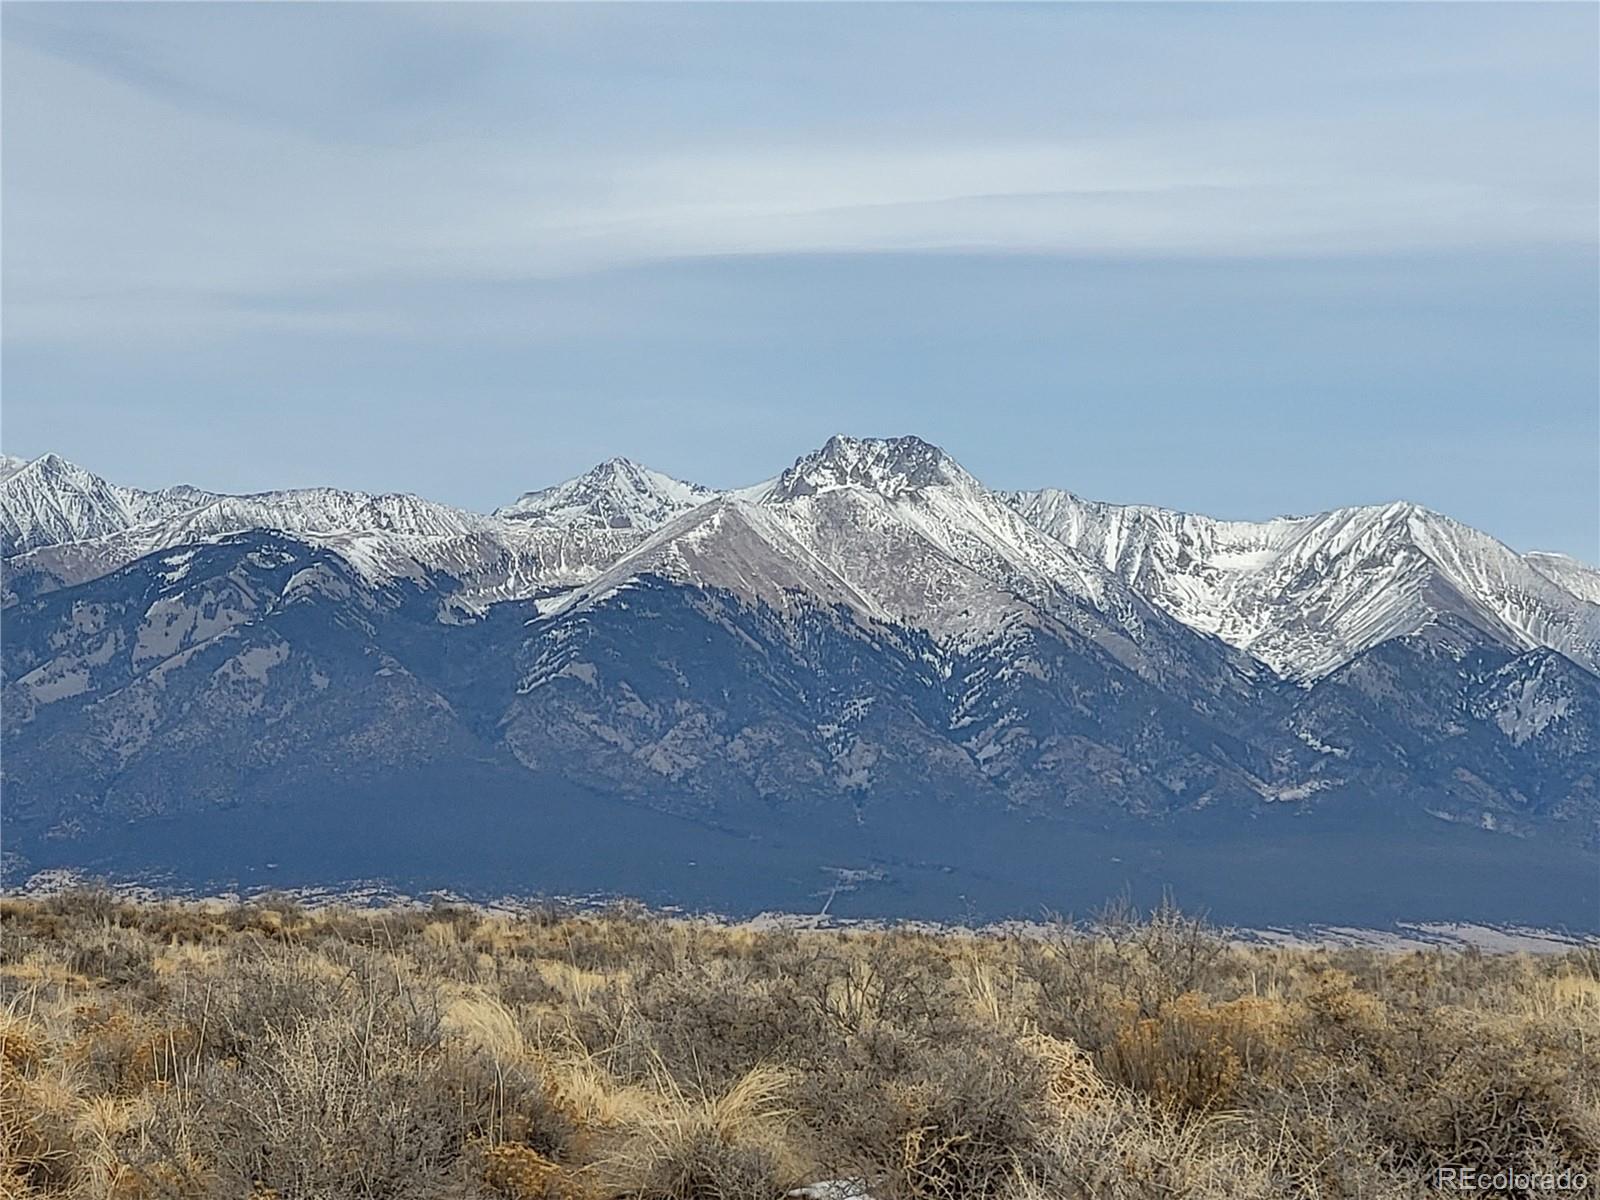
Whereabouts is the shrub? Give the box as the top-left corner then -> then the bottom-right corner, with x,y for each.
2,897 -> 1593,1200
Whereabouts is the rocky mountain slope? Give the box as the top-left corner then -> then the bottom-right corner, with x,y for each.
1527,550 -> 1600,607
3,438 -> 1596,923
1005,489 -> 1600,680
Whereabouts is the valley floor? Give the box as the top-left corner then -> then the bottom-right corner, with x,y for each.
1,894 -> 1596,1199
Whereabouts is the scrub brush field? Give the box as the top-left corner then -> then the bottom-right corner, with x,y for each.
2,894 -> 1595,1199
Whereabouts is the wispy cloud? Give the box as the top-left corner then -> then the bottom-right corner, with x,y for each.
4,6 -> 1594,345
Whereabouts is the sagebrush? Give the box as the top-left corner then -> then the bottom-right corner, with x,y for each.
2,893 -> 1595,1199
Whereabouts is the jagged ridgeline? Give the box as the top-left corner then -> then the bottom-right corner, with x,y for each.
2,438 -> 1597,925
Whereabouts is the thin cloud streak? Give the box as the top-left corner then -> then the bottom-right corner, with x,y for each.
4,21 -> 1594,346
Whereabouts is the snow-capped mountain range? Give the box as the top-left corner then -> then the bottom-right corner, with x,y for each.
3,435 -> 1597,924
4,437 -> 1596,682
1005,488 -> 1600,680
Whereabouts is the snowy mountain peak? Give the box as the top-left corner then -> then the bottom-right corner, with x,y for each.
766,434 -> 978,502
497,458 -> 715,531
1007,487 -> 1600,680
12,452 -> 93,486
0,454 -> 143,554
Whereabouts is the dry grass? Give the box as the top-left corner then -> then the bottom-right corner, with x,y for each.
1,891 -> 1595,1199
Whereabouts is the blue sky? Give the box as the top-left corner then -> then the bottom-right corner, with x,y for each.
3,3 -> 1595,557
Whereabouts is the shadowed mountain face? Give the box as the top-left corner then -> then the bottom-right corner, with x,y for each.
3,438 -> 1597,927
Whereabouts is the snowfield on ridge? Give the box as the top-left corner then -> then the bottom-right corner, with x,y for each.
5,434 -> 1596,683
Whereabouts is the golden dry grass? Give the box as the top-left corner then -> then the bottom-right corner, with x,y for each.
0,892 -> 1595,1199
